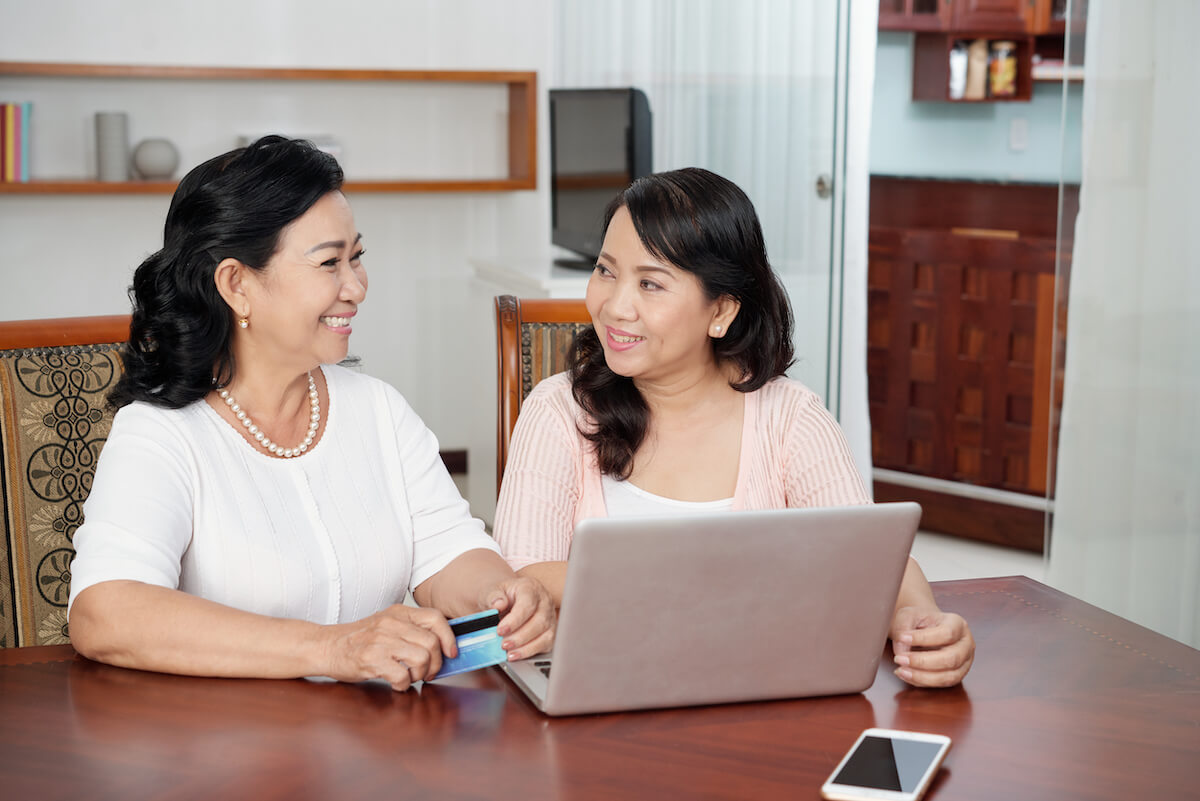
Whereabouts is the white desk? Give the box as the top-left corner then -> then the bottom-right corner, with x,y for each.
471,258 -> 590,299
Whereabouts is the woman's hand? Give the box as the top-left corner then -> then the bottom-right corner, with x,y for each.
890,606 -> 975,688
322,604 -> 457,692
411,550 -> 555,660
478,576 -> 556,660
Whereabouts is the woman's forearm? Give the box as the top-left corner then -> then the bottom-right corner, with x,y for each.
894,556 -> 939,614
516,561 -> 568,608
69,580 -> 332,678
412,548 -> 519,618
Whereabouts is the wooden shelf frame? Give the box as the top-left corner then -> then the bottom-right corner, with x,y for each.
912,33 -> 1035,102
0,61 -> 538,194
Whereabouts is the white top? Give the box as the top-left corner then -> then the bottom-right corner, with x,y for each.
68,364 -> 499,624
600,475 -> 734,517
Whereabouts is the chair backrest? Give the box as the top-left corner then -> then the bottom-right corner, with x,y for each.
0,315 -> 130,647
494,295 -> 590,496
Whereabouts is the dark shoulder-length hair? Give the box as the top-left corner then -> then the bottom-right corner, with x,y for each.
569,166 -> 795,478
109,135 -> 344,410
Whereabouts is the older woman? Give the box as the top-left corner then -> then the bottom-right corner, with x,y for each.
494,167 -> 974,688
68,136 -> 554,691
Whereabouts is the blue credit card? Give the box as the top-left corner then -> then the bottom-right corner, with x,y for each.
431,609 -> 506,680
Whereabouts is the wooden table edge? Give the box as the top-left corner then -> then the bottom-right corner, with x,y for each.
5,577 -> 1196,677
0,643 -> 79,666
932,574 -> 1200,678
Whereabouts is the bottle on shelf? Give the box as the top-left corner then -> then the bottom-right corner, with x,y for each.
964,39 -> 990,100
948,43 -> 968,100
989,41 -> 1018,98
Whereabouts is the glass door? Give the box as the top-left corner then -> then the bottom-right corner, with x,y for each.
553,0 -> 849,404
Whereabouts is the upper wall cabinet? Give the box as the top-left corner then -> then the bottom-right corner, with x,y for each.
1032,0 -> 1088,35
883,0 -> 1084,103
879,0 -> 949,32
912,33 -> 1035,102
879,0 -> 1029,34
881,0 -> 1084,36
950,0 -> 1031,33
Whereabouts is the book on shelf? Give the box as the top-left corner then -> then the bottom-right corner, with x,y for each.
21,101 -> 29,181
1,101 -> 32,183
1,103 -> 10,181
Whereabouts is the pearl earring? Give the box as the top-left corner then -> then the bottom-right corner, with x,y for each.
238,318 -> 249,329
713,324 -> 722,334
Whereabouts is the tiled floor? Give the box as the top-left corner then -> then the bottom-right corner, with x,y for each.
910,530 -> 1046,584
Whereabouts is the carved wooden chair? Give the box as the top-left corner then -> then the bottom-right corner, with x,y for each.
494,295 -> 590,496
0,315 -> 130,647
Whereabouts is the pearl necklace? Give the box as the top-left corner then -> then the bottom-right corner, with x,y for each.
219,372 -> 320,458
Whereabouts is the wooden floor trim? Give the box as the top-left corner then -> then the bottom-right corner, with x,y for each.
875,480 -> 1047,553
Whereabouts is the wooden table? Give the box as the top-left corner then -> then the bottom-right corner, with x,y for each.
2,576 -> 1197,800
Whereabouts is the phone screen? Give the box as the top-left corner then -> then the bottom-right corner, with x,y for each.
832,735 -> 944,792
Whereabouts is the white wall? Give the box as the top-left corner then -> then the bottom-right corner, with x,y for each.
0,0 -> 556,521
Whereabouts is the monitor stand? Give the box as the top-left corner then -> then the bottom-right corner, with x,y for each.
553,257 -> 595,272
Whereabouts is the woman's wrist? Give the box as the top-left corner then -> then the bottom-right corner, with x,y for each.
516,561 -> 567,608
297,619 -> 340,678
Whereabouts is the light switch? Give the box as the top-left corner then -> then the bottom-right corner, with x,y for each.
1009,117 -> 1029,152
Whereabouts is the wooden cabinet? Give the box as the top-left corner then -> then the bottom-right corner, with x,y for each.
912,34 -> 1034,101
884,0 -> 1086,101
951,0 -> 1031,32
879,0 -> 948,32
879,0 -> 1086,37
0,62 -> 537,194
867,176 -> 1077,552
880,0 -> 1033,34
1032,0 -> 1089,34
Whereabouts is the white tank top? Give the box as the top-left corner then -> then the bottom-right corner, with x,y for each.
601,474 -> 734,517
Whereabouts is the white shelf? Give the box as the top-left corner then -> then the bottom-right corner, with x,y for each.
873,468 -> 1054,512
1031,63 -> 1085,82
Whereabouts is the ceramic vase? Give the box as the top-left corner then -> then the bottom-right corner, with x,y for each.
94,112 -> 129,182
131,138 -> 181,180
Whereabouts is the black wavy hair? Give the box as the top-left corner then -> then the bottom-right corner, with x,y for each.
569,167 -> 795,478
109,135 -> 344,409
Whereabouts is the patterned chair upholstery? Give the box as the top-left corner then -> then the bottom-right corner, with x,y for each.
0,315 -> 129,647
494,295 -> 590,496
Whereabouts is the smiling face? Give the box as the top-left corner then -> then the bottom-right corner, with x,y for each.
586,205 -> 738,385
238,191 -> 367,373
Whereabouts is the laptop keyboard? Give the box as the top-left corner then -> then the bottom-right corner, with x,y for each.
535,660 -> 552,678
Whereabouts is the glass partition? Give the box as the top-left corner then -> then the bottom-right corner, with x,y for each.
1044,0 -> 1088,553
1046,0 -> 1200,648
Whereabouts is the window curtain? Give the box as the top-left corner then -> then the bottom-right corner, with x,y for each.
1048,0 -> 1200,647
553,0 -> 877,486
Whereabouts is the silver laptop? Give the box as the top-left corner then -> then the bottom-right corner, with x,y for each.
500,501 -> 921,716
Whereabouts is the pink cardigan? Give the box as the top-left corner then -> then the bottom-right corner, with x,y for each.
494,372 -> 870,570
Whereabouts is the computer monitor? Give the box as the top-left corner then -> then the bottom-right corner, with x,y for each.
549,88 -> 652,269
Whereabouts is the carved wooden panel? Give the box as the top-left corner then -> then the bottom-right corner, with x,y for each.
868,242 -> 1058,495
866,178 -> 1075,551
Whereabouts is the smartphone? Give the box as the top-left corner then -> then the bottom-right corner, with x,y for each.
820,728 -> 952,801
